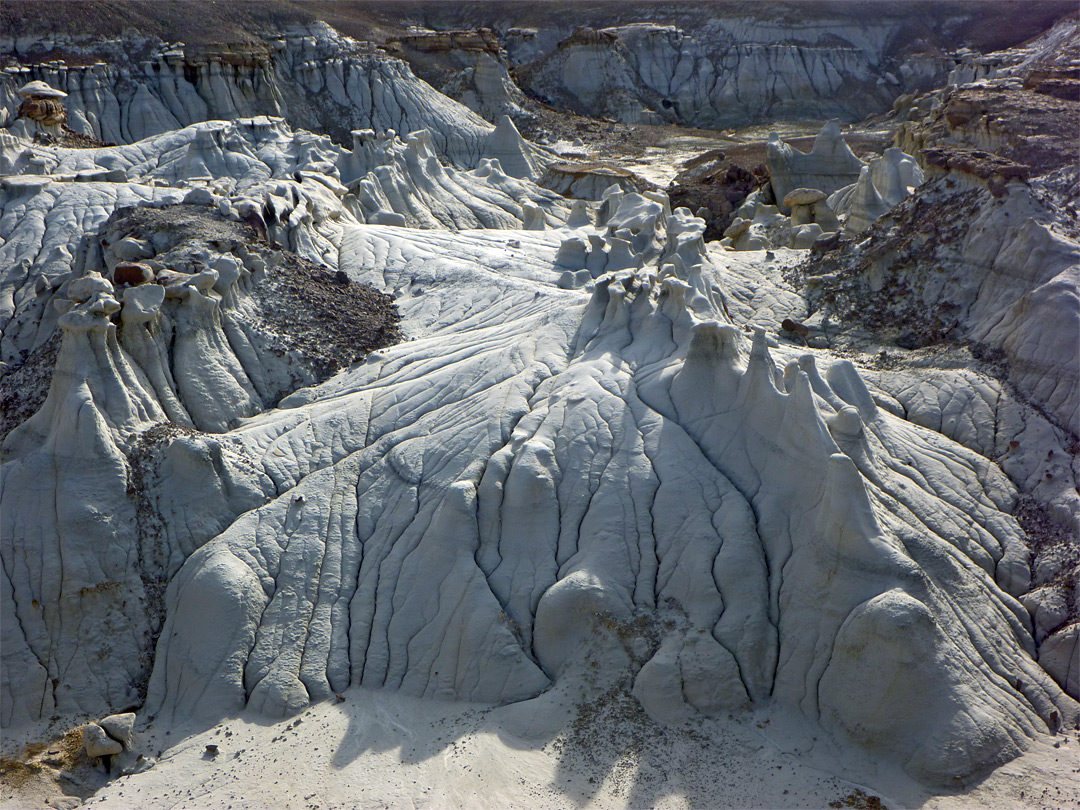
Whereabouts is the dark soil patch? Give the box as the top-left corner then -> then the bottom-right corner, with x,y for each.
123,421 -> 200,705
668,155 -> 769,240
829,789 -> 887,810
1017,496 -> 1079,594
105,203 -> 402,385
0,333 -> 59,444
33,126 -> 115,149
250,253 -> 402,377
0,757 -> 42,790
802,185 -> 983,349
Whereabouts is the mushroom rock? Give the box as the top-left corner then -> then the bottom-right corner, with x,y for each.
16,80 -> 70,126
782,189 -> 821,227
17,97 -> 67,126
782,188 -> 827,207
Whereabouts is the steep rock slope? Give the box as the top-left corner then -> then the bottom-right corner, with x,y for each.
514,21 -> 918,128
797,19 -> 1080,699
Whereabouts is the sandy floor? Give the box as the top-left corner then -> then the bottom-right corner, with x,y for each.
5,675 -> 1077,810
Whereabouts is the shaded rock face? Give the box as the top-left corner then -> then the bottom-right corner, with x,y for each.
808,25 -> 1080,429
668,153 -> 768,241
0,27 -> 499,166
896,20 -> 1080,191
899,85 -> 1077,188
389,27 -> 501,56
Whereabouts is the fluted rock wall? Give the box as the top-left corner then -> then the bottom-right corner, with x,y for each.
513,20 -> 949,128
0,25 -> 506,169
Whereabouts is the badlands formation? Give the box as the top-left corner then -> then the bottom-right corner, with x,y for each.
1,2 -> 1078,808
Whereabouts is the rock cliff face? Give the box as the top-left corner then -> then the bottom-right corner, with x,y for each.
512,20 -> 943,128
0,25 -> 512,168
811,20 -> 1080,438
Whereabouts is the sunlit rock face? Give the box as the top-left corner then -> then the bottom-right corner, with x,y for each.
144,200 -> 1075,788
0,28 -> 503,166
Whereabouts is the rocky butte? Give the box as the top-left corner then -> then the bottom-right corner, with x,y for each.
0,2 -> 1077,809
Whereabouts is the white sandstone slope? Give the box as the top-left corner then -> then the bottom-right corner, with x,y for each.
132,197 -> 1075,787
0,107 -> 577,735
1,22 -> 1079,809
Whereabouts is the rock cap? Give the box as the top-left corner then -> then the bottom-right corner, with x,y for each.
783,187 -> 827,206
17,80 -> 67,99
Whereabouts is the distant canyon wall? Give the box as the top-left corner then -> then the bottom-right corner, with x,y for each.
2,16 -> 952,144
507,19 -> 948,128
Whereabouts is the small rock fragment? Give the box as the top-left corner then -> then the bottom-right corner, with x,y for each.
83,723 -> 122,758
99,712 -> 136,748
781,318 -> 810,338
112,262 -> 154,287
